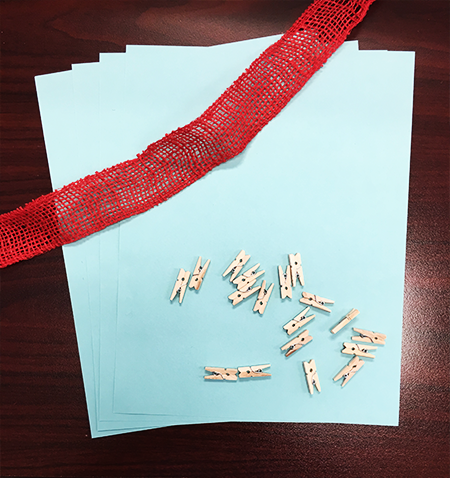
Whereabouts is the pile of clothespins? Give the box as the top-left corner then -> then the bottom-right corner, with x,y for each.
170,250 -> 386,394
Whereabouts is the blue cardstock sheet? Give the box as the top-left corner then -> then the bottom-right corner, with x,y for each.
113,46 -> 414,423
35,37 -> 414,437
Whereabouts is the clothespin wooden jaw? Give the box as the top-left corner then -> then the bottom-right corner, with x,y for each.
253,280 -> 274,315
342,342 -> 377,359
170,268 -> 191,304
238,364 -> 271,378
204,367 -> 238,381
283,307 -> 315,335
228,286 -> 261,306
232,263 -> 265,291
300,292 -> 334,312
189,257 -> 210,290
289,253 -> 304,287
281,329 -> 312,357
278,265 -> 292,299
303,359 -> 320,394
331,308 -> 359,334
223,250 -> 251,282
334,356 -> 364,387
352,328 -> 387,344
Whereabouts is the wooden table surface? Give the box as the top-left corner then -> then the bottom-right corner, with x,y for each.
1,1 -> 449,476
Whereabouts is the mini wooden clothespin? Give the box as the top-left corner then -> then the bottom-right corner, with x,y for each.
170,268 -> 190,304
232,264 -> 265,291
223,250 -> 250,282
300,292 -> 334,312
283,307 -> 315,335
253,280 -> 274,315
204,367 -> 238,381
352,328 -> 387,345
330,308 -> 359,334
334,356 -> 365,387
303,359 -> 320,394
342,342 -> 377,359
189,256 -> 210,291
278,265 -> 292,299
228,285 -> 261,306
281,329 -> 313,357
289,253 -> 304,287
238,364 -> 271,378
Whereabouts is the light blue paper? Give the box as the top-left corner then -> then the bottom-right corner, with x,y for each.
36,38 -> 414,436
113,49 -> 414,425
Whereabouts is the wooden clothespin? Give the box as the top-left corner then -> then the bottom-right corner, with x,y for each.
352,328 -> 386,345
223,250 -> 250,282
334,356 -> 364,387
303,359 -> 320,394
253,280 -> 274,315
238,364 -> 271,378
289,253 -> 304,287
189,256 -> 210,290
204,367 -> 238,381
232,264 -> 265,291
170,268 -> 190,304
300,292 -> 334,312
283,307 -> 315,335
278,265 -> 292,299
330,308 -> 359,334
228,285 -> 261,306
281,329 -> 312,357
342,342 -> 377,359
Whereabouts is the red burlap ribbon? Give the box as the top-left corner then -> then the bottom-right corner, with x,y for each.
0,0 -> 375,268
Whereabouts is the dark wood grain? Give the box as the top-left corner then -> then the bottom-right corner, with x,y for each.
1,1 -> 449,476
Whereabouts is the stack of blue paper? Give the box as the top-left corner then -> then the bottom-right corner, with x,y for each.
35,36 -> 415,437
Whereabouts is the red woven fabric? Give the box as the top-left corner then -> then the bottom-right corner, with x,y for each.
0,0 -> 375,268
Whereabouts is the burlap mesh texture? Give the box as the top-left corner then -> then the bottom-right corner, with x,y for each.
0,0 -> 375,267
